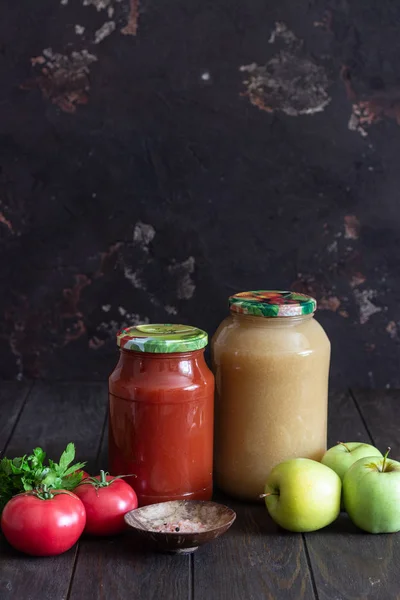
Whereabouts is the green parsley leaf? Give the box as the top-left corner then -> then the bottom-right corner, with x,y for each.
62,471 -> 84,490
58,443 -> 75,473
0,443 -> 86,513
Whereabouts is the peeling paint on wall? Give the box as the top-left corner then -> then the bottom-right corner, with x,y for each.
82,0 -> 121,10
5,273 -> 93,380
342,66 -> 400,137
347,105 -> 370,138
123,223 -> 195,307
123,222 -> 154,290
24,49 -> 97,113
133,222 -> 155,250
79,0 -> 139,38
327,240 -> 338,254
353,289 -> 382,325
2,240 -> 135,378
94,21 -> 116,44
344,215 -> 360,240
268,21 -> 298,46
386,321 -> 398,339
292,276 -> 345,317
121,0 -> 140,36
90,306 -> 151,350
94,311 -> 149,342
0,212 -> 14,233
167,257 -> 196,300
95,242 -> 123,278
27,0 -> 141,112
292,211 -> 372,324
350,272 -> 366,288
240,22 -> 331,116
319,296 -> 341,312
313,10 -> 333,32
124,267 -> 146,290
61,274 -> 91,344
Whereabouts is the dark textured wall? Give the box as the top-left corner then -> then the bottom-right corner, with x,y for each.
1,1 -> 400,387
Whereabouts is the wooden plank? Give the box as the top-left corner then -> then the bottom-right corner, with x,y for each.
70,535 -> 191,600
0,382 -> 107,600
305,391 -> 400,600
0,382 -> 32,453
69,420 -> 191,600
193,493 -> 316,599
351,389 -> 400,460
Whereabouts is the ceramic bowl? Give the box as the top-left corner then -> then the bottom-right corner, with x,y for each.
124,500 -> 236,554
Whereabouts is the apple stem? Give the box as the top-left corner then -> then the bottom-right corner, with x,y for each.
337,441 -> 351,453
381,447 -> 391,472
259,492 -> 279,499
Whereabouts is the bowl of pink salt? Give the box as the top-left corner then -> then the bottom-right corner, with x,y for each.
124,500 -> 236,554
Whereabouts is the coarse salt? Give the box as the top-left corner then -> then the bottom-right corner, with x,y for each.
150,519 -> 207,533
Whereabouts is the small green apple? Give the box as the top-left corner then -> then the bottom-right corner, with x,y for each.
343,449 -> 400,533
321,442 -> 383,481
262,458 -> 341,532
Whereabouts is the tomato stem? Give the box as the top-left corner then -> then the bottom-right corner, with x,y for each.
79,471 -> 137,490
12,487 -> 78,502
37,484 -> 54,500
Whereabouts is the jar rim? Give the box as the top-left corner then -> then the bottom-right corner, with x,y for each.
229,290 -> 317,318
117,323 -> 208,353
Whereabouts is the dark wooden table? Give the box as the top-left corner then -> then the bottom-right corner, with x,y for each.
0,383 -> 399,600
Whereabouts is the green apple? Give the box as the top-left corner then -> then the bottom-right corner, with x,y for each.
262,458 -> 341,532
321,442 -> 382,481
343,450 -> 400,533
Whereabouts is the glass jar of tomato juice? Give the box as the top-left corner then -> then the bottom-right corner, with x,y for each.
109,324 -> 214,506
212,291 -> 330,502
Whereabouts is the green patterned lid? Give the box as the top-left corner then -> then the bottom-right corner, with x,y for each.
116,324 -> 208,353
229,291 -> 317,317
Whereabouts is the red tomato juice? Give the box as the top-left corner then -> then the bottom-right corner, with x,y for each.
109,348 -> 214,506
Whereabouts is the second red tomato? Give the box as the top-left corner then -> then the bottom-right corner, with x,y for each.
74,472 -> 138,536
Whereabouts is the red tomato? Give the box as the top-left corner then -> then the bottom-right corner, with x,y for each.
1,490 -> 86,556
74,472 -> 138,536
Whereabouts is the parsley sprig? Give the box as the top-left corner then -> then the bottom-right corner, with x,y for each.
0,443 -> 86,512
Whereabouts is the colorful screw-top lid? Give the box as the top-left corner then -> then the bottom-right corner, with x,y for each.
229,291 -> 317,317
117,323 -> 208,353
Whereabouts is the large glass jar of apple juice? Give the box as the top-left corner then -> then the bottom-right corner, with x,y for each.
212,291 -> 331,502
